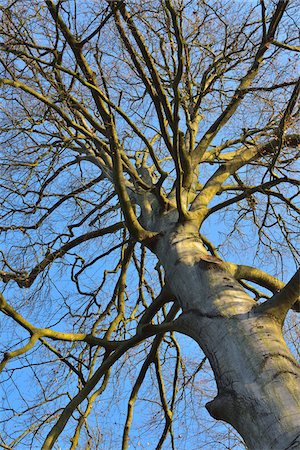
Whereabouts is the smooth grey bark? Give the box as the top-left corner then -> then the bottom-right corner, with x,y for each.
152,221 -> 300,450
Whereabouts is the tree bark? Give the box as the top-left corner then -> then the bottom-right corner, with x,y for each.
153,222 -> 300,450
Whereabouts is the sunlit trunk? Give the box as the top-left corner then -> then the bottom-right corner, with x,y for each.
154,222 -> 300,450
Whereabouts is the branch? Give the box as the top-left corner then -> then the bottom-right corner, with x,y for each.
246,80 -> 298,92
257,269 -> 300,319
0,333 -> 39,373
224,263 -> 285,293
0,222 -> 124,287
80,3 -> 122,46
272,40 -> 300,52
110,140 -> 158,243
122,302 -> 179,450
270,78 -> 300,174
154,352 -> 174,449
137,285 -> 176,332
117,2 -> 173,125
0,78 -> 107,144
40,338 -> 86,386
190,134 -> 300,218
192,1 -> 288,162
223,262 -> 300,312
206,177 -> 298,217
0,42 -> 167,181
112,5 -> 173,155
0,293 -> 120,352
41,309 -> 179,449
45,0 -> 111,124
0,173 -> 105,233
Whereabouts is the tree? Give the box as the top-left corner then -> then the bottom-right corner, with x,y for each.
0,0 -> 299,448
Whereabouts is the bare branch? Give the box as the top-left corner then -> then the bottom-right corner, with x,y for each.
257,269 -> 300,318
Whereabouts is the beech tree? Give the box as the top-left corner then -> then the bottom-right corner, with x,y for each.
0,0 -> 299,449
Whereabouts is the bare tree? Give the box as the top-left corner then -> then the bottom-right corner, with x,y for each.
0,0 -> 299,449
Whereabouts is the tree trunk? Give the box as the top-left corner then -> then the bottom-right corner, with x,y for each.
154,222 -> 300,450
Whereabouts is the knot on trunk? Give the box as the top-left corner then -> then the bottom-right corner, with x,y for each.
205,391 -> 235,421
